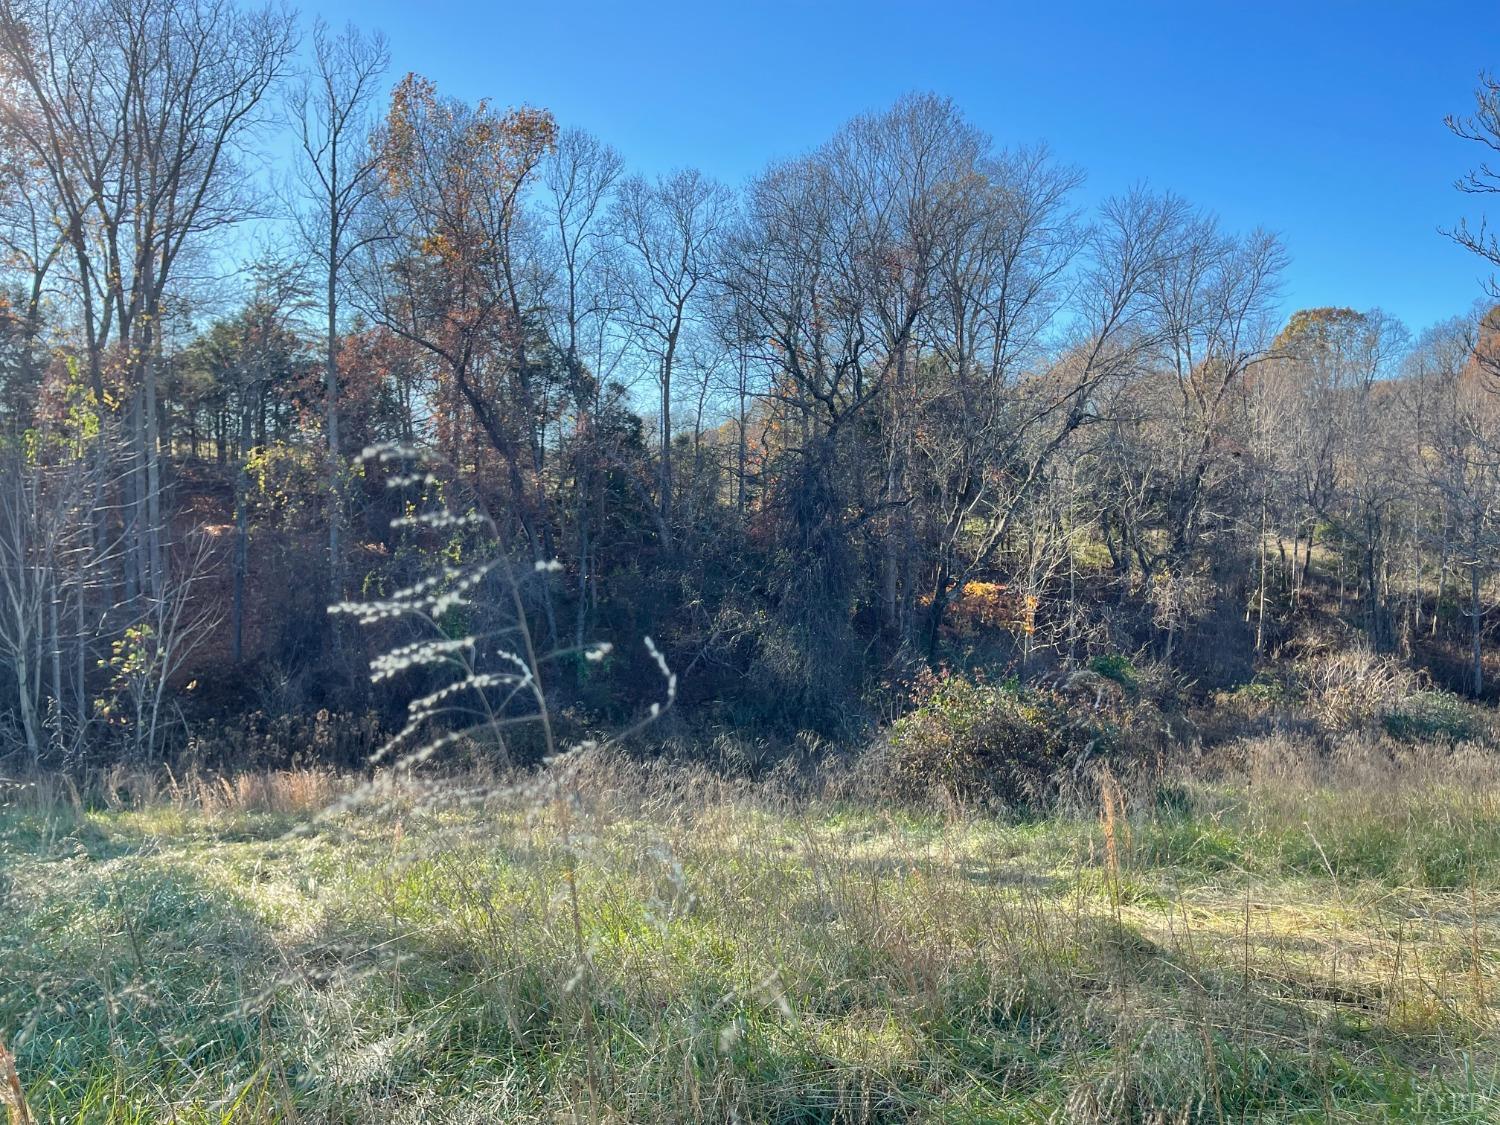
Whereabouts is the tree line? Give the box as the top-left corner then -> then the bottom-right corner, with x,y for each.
1,0 -> 1498,766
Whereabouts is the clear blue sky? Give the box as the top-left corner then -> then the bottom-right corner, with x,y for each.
309,0 -> 1497,334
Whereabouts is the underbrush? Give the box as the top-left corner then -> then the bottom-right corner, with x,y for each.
1204,638 -> 1497,754
874,669 -> 1156,812
4,734 -> 1500,1123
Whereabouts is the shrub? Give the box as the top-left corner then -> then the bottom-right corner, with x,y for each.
885,671 -> 1114,810
1292,640 -> 1496,745
1087,652 -> 1138,694
1381,690 -> 1484,744
1298,644 -> 1417,729
1237,671 -> 1293,704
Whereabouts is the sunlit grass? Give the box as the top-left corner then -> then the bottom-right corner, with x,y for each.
4,743 -> 1500,1122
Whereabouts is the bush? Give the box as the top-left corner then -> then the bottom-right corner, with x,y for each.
1087,652 -> 1138,694
885,671 -> 1115,810
1237,671 -> 1293,704
1298,644 -> 1417,729
1290,639 -> 1495,745
1381,690 -> 1484,744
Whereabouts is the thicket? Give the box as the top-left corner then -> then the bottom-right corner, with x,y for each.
0,4 -> 1498,784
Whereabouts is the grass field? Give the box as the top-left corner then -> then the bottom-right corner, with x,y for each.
4,739 -> 1500,1123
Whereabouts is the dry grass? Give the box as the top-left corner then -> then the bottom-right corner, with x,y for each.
3,738 -> 1500,1122
1,1036 -> 32,1125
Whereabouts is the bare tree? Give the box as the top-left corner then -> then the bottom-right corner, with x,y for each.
288,19 -> 388,603
0,451 -> 82,761
0,116 -> 63,407
912,146 -> 1086,654
1270,307 -> 1408,638
101,530 -> 221,759
1447,73 -> 1500,291
539,128 -> 624,646
610,168 -> 731,527
1406,310 -> 1500,695
0,0 -> 295,605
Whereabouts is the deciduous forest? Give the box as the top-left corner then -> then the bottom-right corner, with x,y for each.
5,2 -> 1500,1121
0,1 -> 1498,770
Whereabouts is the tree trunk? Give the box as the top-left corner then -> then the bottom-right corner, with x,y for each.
1255,493 -> 1267,653
1472,561 -> 1484,699
15,647 -> 39,766
75,572 -> 87,735
124,391 -> 143,603
142,301 -> 164,602
48,579 -> 62,744
326,254 -> 342,605
659,335 -> 676,524
232,404 -> 253,664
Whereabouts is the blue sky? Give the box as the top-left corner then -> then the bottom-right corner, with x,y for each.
308,0 -> 1497,334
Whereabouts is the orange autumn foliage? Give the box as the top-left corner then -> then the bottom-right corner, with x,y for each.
919,580 -> 1037,636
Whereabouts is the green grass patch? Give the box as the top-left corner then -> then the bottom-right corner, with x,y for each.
3,756 -> 1500,1122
